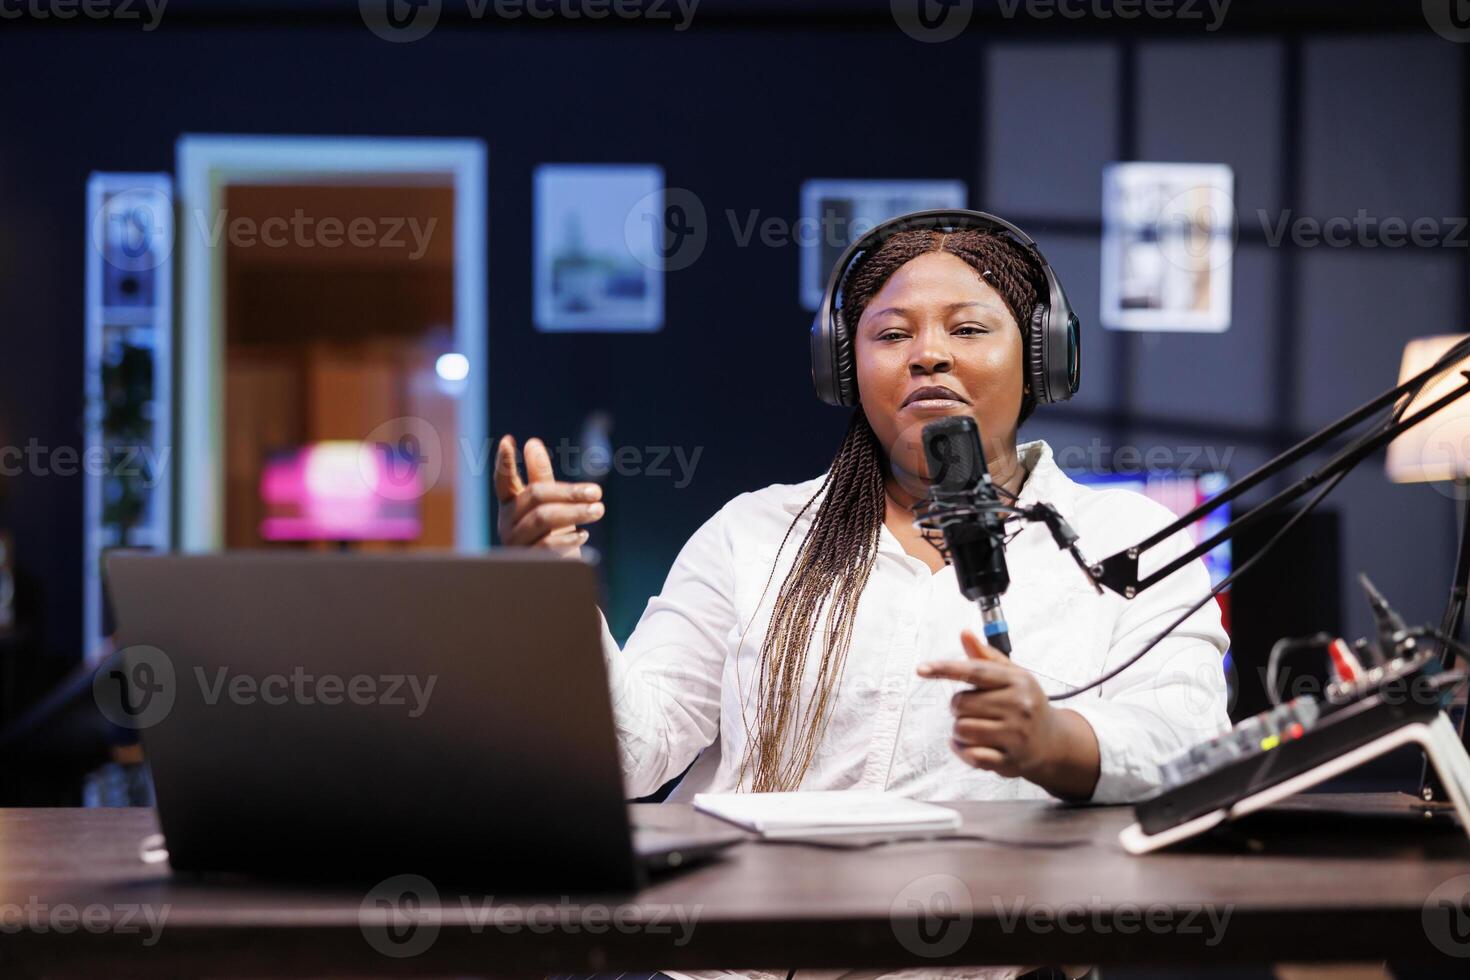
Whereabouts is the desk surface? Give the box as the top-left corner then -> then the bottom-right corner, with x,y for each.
1,794 -> 1468,977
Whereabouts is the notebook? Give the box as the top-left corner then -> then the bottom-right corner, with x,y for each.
692,790 -> 963,839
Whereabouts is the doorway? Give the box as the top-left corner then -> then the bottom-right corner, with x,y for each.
175,136 -> 488,553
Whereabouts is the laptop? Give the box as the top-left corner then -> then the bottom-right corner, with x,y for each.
105,551 -> 744,891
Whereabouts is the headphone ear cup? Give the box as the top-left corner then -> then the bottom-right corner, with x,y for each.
1027,302 -> 1050,405
832,309 -> 858,406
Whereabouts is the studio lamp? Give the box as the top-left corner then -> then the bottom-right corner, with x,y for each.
1385,334 -> 1470,641
1385,333 -> 1470,801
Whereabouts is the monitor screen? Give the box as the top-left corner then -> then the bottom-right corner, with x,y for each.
259,441 -> 422,542
1068,470 -> 1231,633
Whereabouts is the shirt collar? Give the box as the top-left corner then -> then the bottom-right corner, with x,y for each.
779,438 -> 1073,518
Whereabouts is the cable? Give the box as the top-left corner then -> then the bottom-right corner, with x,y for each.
1264,633 -> 1332,706
1045,341 -> 1470,700
1049,459 -> 1351,701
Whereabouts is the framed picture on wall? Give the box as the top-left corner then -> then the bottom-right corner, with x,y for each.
534,163 -> 664,332
1100,162 -> 1234,333
799,178 -> 968,311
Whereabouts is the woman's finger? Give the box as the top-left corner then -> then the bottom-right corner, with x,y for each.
519,481 -> 602,507
952,743 -> 1008,772
950,688 -> 1015,720
540,527 -> 590,553
523,437 -> 557,484
917,659 -> 1011,688
509,501 -> 605,542
493,435 -> 524,504
952,716 -> 1008,745
960,630 -> 1009,663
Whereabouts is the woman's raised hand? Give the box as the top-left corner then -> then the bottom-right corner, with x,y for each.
494,435 -> 605,558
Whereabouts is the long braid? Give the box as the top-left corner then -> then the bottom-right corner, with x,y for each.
739,227 -> 1045,792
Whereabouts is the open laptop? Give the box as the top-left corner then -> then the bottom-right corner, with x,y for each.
105,551 -> 744,891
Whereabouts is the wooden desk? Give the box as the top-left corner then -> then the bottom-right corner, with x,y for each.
1,794 -> 1467,977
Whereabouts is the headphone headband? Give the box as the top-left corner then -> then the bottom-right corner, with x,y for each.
810,208 -> 1081,411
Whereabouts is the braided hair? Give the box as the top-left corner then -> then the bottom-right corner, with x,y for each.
737,228 -> 1046,793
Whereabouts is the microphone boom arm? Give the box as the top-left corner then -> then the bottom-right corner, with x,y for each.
1088,365 -> 1470,600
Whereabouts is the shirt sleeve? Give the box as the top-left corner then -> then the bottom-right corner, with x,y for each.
1062,501 -> 1232,804
598,503 -> 738,798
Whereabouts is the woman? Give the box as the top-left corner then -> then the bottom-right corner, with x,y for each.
494,216 -> 1229,810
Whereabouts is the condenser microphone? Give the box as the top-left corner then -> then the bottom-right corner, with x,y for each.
918,417 -> 1013,656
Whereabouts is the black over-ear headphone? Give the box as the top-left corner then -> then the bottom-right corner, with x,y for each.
810,208 -> 1081,409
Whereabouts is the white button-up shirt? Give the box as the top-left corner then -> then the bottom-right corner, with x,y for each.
600,439 -> 1230,807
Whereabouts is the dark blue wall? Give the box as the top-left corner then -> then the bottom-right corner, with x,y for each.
0,15 -> 1463,685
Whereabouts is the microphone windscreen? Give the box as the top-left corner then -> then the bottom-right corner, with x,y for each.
921,417 -> 988,496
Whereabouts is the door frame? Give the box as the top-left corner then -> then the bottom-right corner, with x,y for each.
174,134 -> 489,552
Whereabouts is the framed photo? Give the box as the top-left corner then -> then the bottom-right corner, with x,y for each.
799,178 -> 967,311
534,164 -> 664,332
1100,162 -> 1234,333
